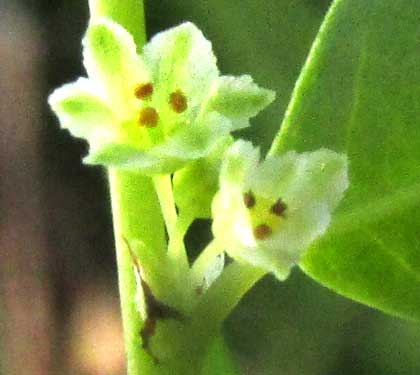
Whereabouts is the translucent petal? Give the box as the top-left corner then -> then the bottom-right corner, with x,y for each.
212,188 -> 255,250
143,22 -> 218,119
84,142 -> 157,170
219,140 -> 260,187
48,78 -> 117,146
202,252 -> 225,291
159,112 -> 230,161
281,149 -> 349,211
85,112 -> 232,174
83,18 -> 149,116
206,75 -> 276,130
246,202 -> 332,280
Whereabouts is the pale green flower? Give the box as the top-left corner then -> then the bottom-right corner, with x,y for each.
49,19 -> 275,174
212,141 -> 349,280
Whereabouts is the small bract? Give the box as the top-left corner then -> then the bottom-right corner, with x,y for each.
48,19 -> 275,174
212,141 -> 349,280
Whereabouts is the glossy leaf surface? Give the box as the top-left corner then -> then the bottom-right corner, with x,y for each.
271,0 -> 420,320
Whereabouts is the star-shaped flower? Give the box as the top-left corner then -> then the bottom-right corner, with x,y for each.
212,141 -> 349,280
49,19 -> 275,174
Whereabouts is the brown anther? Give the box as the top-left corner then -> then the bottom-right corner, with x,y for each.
243,191 -> 256,209
139,107 -> 159,128
135,82 -> 153,100
253,224 -> 272,240
169,90 -> 188,113
271,198 -> 287,217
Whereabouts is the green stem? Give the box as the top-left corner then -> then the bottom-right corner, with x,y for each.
153,174 -> 178,240
146,263 -> 265,374
167,213 -> 192,269
91,1 -> 157,372
89,0 -> 146,48
108,169 -> 165,374
154,174 -> 190,280
193,262 -> 267,329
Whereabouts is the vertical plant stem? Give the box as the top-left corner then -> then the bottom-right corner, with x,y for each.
153,174 -> 178,239
167,213 -> 192,268
109,169 -> 165,375
89,0 -> 146,48
153,174 -> 190,274
89,1 -> 160,373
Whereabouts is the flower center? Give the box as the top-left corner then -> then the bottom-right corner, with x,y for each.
243,191 -> 287,240
133,85 -> 188,133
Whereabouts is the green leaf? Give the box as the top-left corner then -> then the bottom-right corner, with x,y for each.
206,75 -> 275,130
48,78 -> 116,145
270,0 -> 420,320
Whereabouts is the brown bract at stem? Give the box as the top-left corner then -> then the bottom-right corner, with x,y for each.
122,237 -> 186,364
139,276 -> 185,365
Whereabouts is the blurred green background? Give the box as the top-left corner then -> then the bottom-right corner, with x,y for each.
1,0 -> 419,374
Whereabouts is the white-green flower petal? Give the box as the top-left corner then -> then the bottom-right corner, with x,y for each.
279,149 -> 349,211
85,113 -> 231,174
143,22 -> 218,117
84,142 -> 155,169
48,78 -> 117,146
160,112 -> 230,160
83,18 -> 149,116
219,140 -> 260,186
206,75 -> 276,130
212,141 -> 349,280
85,142 -> 190,174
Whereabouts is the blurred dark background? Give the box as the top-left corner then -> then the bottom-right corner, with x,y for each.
1,1 -> 420,374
